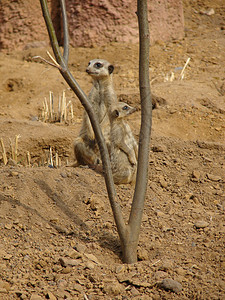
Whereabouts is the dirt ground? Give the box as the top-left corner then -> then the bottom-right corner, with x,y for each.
0,1 -> 224,299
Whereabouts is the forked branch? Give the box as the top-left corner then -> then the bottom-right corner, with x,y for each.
39,0 -> 127,242
39,0 -> 151,264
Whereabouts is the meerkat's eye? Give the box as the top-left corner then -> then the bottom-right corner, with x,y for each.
94,62 -> 103,68
122,105 -> 129,110
88,62 -> 91,66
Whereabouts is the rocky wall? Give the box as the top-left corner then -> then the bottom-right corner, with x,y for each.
0,0 -> 184,51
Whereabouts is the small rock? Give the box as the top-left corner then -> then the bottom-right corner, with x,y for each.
159,259 -> 174,271
66,249 -> 81,259
59,257 -> 79,267
30,294 -> 43,300
115,264 -> 126,274
137,248 -> 149,261
0,288 -> 7,293
89,195 -> 105,211
9,171 -> 19,177
152,144 -> 167,152
84,253 -> 100,264
74,243 -> 87,254
3,253 -> 12,260
103,281 -> 123,296
155,210 -> 165,217
192,170 -> 201,180
206,173 -> 221,182
200,8 -> 215,16
159,278 -> 182,293
4,223 -> 13,230
0,280 -> 10,291
61,266 -> 73,274
154,271 -> 169,281
72,283 -> 83,293
45,291 -> 57,300
130,286 -> 140,296
176,267 -> 186,276
60,172 -> 67,178
84,261 -> 95,269
194,220 -> 209,229
159,178 -> 168,188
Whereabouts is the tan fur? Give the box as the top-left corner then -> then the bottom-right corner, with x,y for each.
109,102 -> 138,185
74,59 -> 118,166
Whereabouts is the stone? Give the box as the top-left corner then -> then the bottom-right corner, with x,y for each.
59,257 -> 79,267
30,295 -> 43,300
45,291 -> 57,300
152,144 -> 167,152
137,248 -> 149,261
194,220 -> 209,229
103,281 -> 124,296
115,264 -> 126,274
159,278 -> 182,293
154,271 -> 169,281
74,243 -> 87,254
89,195 -> 105,211
0,280 -> 10,291
192,170 -> 201,180
206,173 -> 221,182
84,261 -> 95,270
84,253 -> 100,264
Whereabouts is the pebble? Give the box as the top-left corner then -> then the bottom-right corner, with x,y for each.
154,271 -> 169,281
115,264 -> 126,274
137,248 -> 149,261
59,257 -> 79,267
159,278 -> 182,293
30,295 -> 43,300
206,173 -> 221,182
74,243 -> 87,254
45,291 -> 57,300
9,171 -> 19,177
159,177 -> 168,188
103,281 -> 124,296
89,195 -> 105,211
0,280 -> 10,291
194,220 -> 209,229
192,170 -> 201,180
84,253 -> 100,264
152,144 -> 167,152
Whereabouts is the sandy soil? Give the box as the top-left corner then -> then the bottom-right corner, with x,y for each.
0,1 -> 224,299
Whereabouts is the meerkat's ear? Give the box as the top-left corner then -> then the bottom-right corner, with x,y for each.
112,109 -> 119,118
108,65 -> 114,74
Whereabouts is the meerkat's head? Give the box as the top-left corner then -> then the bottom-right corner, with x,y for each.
86,59 -> 114,79
111,102 -> 136,120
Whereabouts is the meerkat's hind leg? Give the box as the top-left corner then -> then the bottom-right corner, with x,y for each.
73,137 -> 100,166
112,167 -> 136,185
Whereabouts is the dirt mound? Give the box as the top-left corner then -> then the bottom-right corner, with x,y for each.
0,0 -> 225,299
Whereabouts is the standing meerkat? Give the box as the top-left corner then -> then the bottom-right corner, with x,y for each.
74,59 -> 118,166
109,102 -> 138,185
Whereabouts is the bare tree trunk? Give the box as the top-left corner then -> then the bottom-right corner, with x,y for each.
121,0 -> 152,264
39,0 -> 151,264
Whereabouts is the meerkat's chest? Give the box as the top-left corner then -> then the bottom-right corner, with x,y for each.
123,123 -> 136,145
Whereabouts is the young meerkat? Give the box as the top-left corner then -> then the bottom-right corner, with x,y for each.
110,102 -> 138,185
74,59 -> 118,166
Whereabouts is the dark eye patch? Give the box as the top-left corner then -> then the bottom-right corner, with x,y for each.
94,62 -> 103,68
122,105 -> 129,110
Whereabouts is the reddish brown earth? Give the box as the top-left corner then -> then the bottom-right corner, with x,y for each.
0,1 -> 224,299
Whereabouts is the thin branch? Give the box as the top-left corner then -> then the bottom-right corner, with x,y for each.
33,55 -> 61,70
39,0 -> 127,239
59,0 -> 69,64
129,0 -> 152,237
